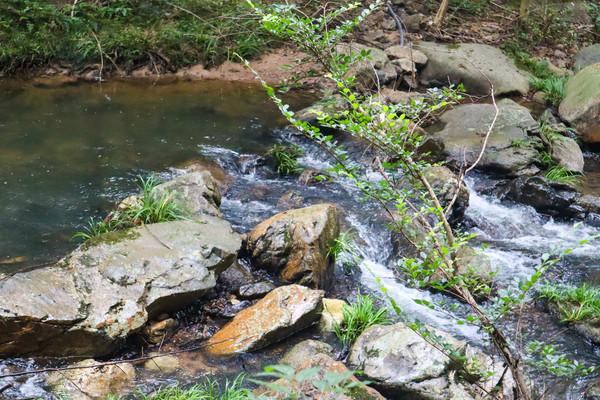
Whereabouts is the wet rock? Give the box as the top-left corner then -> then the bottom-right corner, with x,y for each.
559,64 -> 600,144
237,281 -> 276,300
348,323 -> 515,399
574,44 -> 600,71
504,176 -> 582,217
417,42 -> 529,95
585,377 -> 600,400
319,298 -> 347,333
277,190 -> 305,210
203,297 -> 252,319
298,169 -> 331,185
143,318 -> 178,345
0,218 -> 241,357
426,99 -> 540,176
550,136 -> 585,174
206,285 -> 324,356
297,95 -> 347,125
280,339 -> 333,366
144,354 -> 181,373
179,158 -> 233,191
424,165 -> 469,222
47,359 -> 135,400
336,42 -> 396,88
246,204 -> 340,289
385,45 -> 428,65
573,320 -> 600,345
578,194 -> 600,214
218,261 -> 256,293
260,340 -> 385,400
153,171 -> 222,216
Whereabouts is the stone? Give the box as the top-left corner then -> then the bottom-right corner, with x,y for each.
384,45 -> 428,65
260,349 -> 385,400
47,359 -> 135,400
0,218 -> 241,357
424,165 -> 469,222
380,88 -> 424,104
206,285 -> 324,356
559,64 -> 600,144
504,176 -> 582,217
335,42 -> 396,88
143,318 -> 178,344
417,42 -> 529,95
277,190 -> 305,210
153,171 -> 222,216
578,194 -> 600,214
280,339 -> 333,366
246,204 -> 340,289
574,44 -> 600,71
426,99 -> 540,176
237,281 -> 276,300
319,298 -> 347,333
348,323 -> 515,399
392,58 -> 416,72
550,136 -> 585,174
144,354 -> 181,373
297,95 -> 347,125
585,377 -> 600,400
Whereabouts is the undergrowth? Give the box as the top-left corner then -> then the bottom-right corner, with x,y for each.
134,375 -> 250,400
73,175 -> 184,242
268,143 -> 304,175
0,0 -> 271,74
538,283 -> 600,323
530,76 -> 568,107
544,166 -> 582,185
334,293 -> 391,346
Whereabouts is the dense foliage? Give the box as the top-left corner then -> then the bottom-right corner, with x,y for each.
0,0 -> 271,74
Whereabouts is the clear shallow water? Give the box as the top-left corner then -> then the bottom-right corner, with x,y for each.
0,80 -> 313,271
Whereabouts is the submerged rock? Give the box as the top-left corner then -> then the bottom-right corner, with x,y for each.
417,42 -> 529,95
206,285 -> 324,356
426,99 -> 540,176
47,359 -> 136,400
246,204 -> 340,289
0,218 -> 241,357
348,323 -> 515,399
559,64 -> 600,144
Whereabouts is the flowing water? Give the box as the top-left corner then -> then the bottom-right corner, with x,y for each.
1,80 -> 600,399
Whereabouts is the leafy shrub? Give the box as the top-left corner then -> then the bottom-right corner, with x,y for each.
530,76 -> 568,107
334,293 -> 391,346
538,283 -> 600,322
268,144 -> 304,175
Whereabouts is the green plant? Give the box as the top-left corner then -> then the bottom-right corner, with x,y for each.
268,144 -> 304,175
538,283 -> 600,322
538,118 -> 566,144
527,341 -> 595,377
536,150 -> 554,169
334,293 -> 391,346
511,138 -> 529,148
327,230 -> 361,273
136,375 -> 250,400
72,216 -> 124,241
544,165 -> 582,185
530,76 -> 568,107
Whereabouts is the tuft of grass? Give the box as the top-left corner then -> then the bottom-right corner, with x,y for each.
538,283 -> 600,323
530,76 -> 568,107
268,143 -> 304,175
334,293 -> 391,346
544,166 -> 582,185
73,175 -> 184,242
135,375 -> 250,400
538,118 -> 566,144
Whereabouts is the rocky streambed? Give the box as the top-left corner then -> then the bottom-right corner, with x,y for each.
2,39 -> 600,400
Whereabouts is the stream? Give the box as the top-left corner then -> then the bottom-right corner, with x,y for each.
1,80 -> 599,399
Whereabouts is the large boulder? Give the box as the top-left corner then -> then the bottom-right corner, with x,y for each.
47,359 -> 136,400
348,323 -> 515,399
574,44 -> 600,71
206,285 -> 324,356
417,42 -> 529,95
550,136 -> 585,174
425,99 -> 540,176
246,204 -> 340,289
0,218 -> 241,357
559,64 -> 600,144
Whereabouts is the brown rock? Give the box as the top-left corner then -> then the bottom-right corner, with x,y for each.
246,204 -> 340,289
206,285 -> 324,356
384,46 -> 428,65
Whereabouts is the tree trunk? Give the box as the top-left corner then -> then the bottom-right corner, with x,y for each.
433,0 -> 449,27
